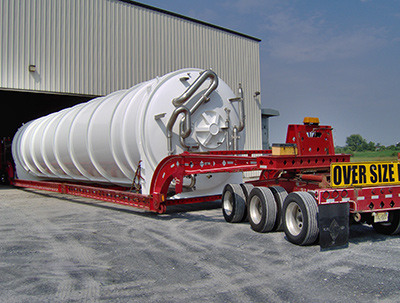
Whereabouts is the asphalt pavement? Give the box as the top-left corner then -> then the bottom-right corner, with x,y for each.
1,186 -> 400,303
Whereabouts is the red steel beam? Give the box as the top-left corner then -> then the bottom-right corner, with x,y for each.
12,179 -> 152,211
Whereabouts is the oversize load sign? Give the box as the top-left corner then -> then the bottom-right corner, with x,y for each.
331,162 -> 400,188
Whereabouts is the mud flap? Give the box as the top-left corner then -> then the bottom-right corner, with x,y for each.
318,203 -> 349,250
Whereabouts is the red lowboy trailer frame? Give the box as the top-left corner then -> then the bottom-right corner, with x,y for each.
8,148 -> 350,214
4,118 -> 400,248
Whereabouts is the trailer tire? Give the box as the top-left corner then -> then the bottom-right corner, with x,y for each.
283,192 -> 319,246
222,184 -> 246,223
240,183 -> 254,201
269,186 -> 288,231
248,187 -> 277,233
372,210 -> 400,235
239,183 -> 254,222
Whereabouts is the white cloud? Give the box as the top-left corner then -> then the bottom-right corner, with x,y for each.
223,0 -> 280,13
261,11 -> 387,62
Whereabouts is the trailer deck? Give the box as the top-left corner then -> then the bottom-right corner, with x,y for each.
3,118 -> 400,248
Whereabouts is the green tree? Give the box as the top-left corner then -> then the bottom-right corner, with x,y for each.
346,134 -> 367,151
367,141 -> 376,151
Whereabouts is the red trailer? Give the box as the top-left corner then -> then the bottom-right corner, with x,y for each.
219,118 -> 400,249
3,118 -> 400,249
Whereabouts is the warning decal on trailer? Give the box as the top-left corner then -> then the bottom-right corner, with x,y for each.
331,162 -> 400,188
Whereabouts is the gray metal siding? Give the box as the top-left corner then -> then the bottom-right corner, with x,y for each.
1,0 -> 261,150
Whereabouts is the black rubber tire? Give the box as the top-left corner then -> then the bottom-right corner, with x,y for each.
222,184 -> 246,223
239,183 -> 254,222
269,186 -> 288,232
240,183 -> 254,202
372,210 -> 400,235
283,192 -> 319,246
248,187 -> 277,233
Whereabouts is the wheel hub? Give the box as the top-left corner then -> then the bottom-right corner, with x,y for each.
250,196 -> 262,224
286,202 -> 303,236
223,191 -> 233,216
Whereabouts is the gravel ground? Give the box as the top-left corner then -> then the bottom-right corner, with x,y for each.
1,185 -> 400,303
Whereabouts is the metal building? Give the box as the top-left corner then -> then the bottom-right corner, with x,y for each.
1,0 -> 262,150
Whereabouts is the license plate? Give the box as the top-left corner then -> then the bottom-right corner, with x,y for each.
331,162 -> 400,188
374,212 -> 389,223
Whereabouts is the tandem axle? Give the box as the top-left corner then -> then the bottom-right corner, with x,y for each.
220,118 -> 400,249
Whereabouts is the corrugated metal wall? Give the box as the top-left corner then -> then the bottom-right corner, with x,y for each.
0,0 -> 262,150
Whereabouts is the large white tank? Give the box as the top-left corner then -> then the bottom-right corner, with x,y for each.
12,68 -> 245,197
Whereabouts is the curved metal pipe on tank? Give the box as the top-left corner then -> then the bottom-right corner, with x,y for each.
167,70 -> 219,154
179,119 -> 199,151
172,70 -> 219,108
230,83 -> 246,150
166,106 -> 191,155
237,83 -> 245,132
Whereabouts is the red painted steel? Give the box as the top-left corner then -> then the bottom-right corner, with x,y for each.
208,150 -> 272,156
9,120 -> 400,216
317,186 -> 400,213
10,152 -> 259,213
12,179 -> 152,211
10,151 -> 352,213
149,152 -> 259,212
286,123 -> 335,155
5,121 -> 346,213
257,154 -> 350,172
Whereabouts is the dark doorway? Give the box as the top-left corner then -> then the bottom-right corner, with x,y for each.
0,90 -> 95,138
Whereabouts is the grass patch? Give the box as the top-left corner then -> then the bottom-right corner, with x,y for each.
348,150 -> 400,162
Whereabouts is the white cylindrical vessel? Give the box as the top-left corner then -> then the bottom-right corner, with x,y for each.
12,69 -> 245,197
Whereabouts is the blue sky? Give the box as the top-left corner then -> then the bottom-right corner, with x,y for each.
136,0 -> 400,146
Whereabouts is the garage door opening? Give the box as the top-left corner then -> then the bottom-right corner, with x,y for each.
0,90 -> 95,139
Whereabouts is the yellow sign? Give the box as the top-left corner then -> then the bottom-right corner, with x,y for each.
331,162 -> 400,188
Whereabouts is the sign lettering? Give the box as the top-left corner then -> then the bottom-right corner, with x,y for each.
331,162 -> 400,188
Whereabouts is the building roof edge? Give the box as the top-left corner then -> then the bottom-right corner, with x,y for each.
118,0 -> 262,42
